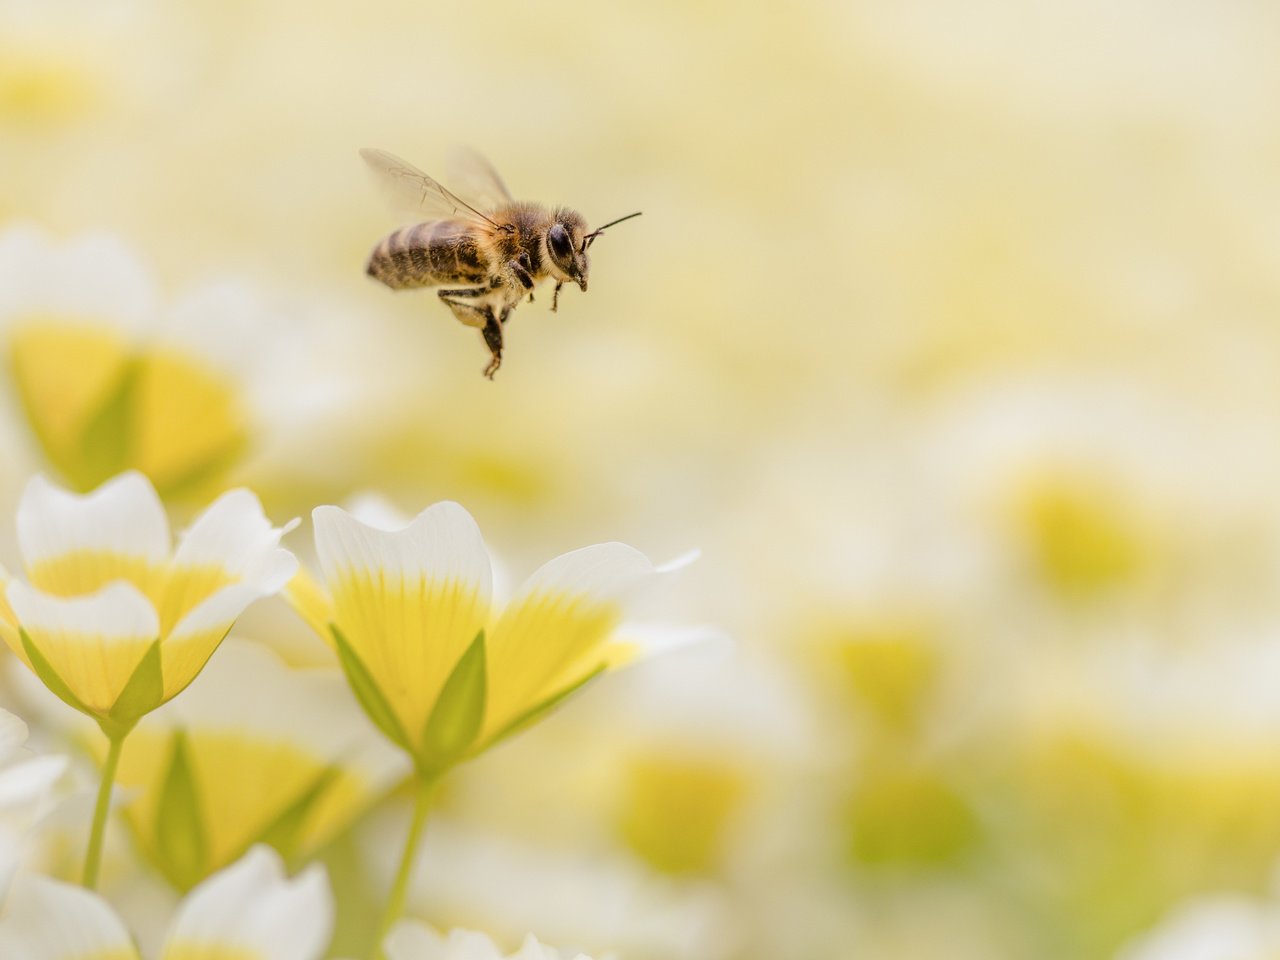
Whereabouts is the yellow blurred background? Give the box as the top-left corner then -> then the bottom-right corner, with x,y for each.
6,1 -> 1280,958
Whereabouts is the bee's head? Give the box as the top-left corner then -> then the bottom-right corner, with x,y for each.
546,209 -> 590,291
545,209 -> 642,295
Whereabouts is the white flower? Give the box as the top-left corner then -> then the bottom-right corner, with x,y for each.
0,471 -> 296,730
386,923 -> 599,960
0,845 -> 332,960
0,709 -> 67,900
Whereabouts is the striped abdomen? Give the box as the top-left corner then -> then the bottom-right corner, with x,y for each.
366,221 -> 490,289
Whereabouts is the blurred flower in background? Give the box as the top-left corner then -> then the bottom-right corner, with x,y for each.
4,0 -> 1280,958
0,708 -> 67,898
94,639 -> 406,891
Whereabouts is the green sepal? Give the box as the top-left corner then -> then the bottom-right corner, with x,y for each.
154,730 -> 208,891
73,359 -> 138,493
331,625 -> 411,753
105,639 -> 164,733
153,436 -> 247,502
249,766 -> 341,863
19,628 -> 95,719
418,629 -> 488,775
476,661 -> 608,757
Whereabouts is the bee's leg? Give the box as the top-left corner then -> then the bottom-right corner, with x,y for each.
527,291 -> 535,304
481,314 -> 504,379
438,286 -> 488,302
507,258 -> 535,292
438,287 -> 489,328
551,281 -> 564,312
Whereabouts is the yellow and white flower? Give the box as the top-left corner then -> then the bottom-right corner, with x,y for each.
0,844 -> 332,960
0,223 -> 244,499
0,471 -> 297,734
102,639 -> 407,890
385,924 -> 597,960
0,223 -> 371,503
0,709 -> 67,899
293,501 -> 694,774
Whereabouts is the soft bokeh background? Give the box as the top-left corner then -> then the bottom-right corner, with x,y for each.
5,1 -> 1280,958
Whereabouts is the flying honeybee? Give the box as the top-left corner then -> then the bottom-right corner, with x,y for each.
361,147 -> 641,379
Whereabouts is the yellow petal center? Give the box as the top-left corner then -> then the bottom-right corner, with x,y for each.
8,324 -> 248,498
331,572 -> 487,744
484,590 -> 621,738
27,552 -> 235,635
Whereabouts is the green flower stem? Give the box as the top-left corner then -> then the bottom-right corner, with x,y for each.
375,774 -> 439,957
83,730 -> 126,889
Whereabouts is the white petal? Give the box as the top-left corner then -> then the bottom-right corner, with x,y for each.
0,754 -> 68,812
384,926 -> 576,960
345,492 -> 413,532
446,930 -> 514,960
654,549 -> 701,574
154,582 -> 265,698
168,550 -> 298,643
8,580 -> 160,642
0,709 -> 28,762
7,581 -> 161,712
0,224 -> 155,337
514,935 -> 562,960
1119,898 -> 1275,960
162,845 -> 332,960
172,488 -> 299,577
0,874 -> 138,960
610,622 -> 731,660
18,472 -> 170,569
314,501 -> 491,596
384,922 -> 449,960
511,542 -> 656,607
156,281 -> 280,382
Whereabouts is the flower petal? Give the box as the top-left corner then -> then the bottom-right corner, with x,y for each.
0,564 -> 22,656
7,580 -> 160,715
161,845 -> 333,960
160,488 -> 298,632
313,502 -> 492,743
161,547 -> 297,701
0,874 -> 139,960
283,567 -> 335,644
130,640 -> 408,872
0,223 -> 155,335
18,472 -> 169,600
485,542 -> 656,736
0,753 -> 68,813
0,709 -> 26,761
384,924 -> 579,960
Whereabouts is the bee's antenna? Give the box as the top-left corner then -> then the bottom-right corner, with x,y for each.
583,211 -> 642,249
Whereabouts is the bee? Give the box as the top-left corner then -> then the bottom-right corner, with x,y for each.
361,147 -> 641,379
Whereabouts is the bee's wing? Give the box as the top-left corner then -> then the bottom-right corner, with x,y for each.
446,147 -> 514,213
360,148 -> 504,230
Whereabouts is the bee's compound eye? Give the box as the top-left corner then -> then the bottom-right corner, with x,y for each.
548,223 -> 573,260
